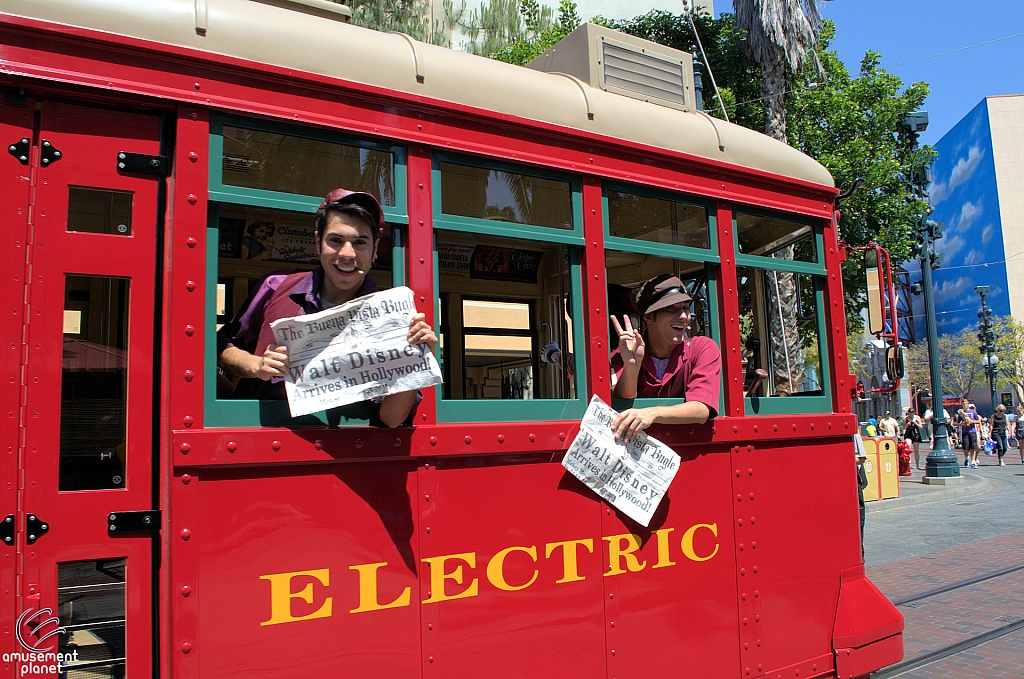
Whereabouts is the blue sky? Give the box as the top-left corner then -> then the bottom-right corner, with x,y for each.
820,0 -> 1023,146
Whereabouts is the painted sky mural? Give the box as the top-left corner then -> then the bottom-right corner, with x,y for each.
908,98 -> 1010,341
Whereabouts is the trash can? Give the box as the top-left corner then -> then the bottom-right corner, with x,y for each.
877,438 -> 900,499
860,438 -> 881,502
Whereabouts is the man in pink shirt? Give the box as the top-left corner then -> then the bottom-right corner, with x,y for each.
610,274 -> 722,441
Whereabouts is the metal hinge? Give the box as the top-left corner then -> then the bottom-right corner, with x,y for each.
26,514 -> 49,545
8,138 -> 29,165
117,152 -> 169,177
0,515 -> 13,545
108,510 -> 161,533
39,140 -> 61,167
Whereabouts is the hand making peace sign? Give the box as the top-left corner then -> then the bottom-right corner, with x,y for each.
611,314 -> 645,366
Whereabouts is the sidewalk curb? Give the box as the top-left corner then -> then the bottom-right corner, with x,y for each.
865,474 -> 990,513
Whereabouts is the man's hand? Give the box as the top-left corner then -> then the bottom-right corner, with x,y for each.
407,313 -> 438,349
612,407 -> 659,443
257,345 -> 289,381
611,315 -> 644,366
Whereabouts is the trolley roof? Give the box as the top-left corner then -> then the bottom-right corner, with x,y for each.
1,0 -> 835,188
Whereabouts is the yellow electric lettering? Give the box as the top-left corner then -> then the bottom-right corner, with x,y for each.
422,552 -> 479,603
260,568 -> 333,626
652,528 -> 676,568
544,538 -> 594,583
603,533 -> 646,576
681,523 -> 720,562
349,562 -> 412,613
486,545 -> 539,591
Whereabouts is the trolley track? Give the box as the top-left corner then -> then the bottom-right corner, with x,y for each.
871,561 -> 1024,678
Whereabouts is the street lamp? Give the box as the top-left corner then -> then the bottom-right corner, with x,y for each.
904,111 -> 960,482
975,285 -> 998,413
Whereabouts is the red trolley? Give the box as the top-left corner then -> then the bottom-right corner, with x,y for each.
0,1 -> 902,677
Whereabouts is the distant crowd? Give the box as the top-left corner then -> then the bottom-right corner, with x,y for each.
862,401 -> 1024,468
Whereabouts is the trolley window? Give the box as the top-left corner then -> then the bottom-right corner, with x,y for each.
434,155 -> 586,422
205,116 -> 407,427
730,208 -> 830,413
602,184 -> 722,414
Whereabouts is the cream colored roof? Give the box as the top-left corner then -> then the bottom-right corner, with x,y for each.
0,0 -> 834,188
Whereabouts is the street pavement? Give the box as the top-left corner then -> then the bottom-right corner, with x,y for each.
863,442 -> 1024,677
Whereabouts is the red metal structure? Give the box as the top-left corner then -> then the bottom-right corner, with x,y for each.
0,2 -> 902,678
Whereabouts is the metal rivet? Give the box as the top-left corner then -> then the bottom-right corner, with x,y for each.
425,495 -> 430,502
186,281 -> 196,292
187,194 -> 198,205
186,236 -> 197,248
393,437 -> 402,447
180,443 -> 191,454
271,440 -> 281,451
194,82 -> 201,90
314,440 -> 323,450
181,474 -> 191,484
355,438 -> 363,448
181,585 -> 192,596
227,441 -> 237,452
464,435 -> 472,445
181,528 -> 191,540
184,370 -> 194,381
497,434 -> 505,443
429,436 -> 437,446
183,415 -> 193,427
529,433 -> 536,442
185,324 -> 195,336
559,432 -> 566,441
181,642 -> 192,653
189,151 -> 198,163
425,527 -> 430,534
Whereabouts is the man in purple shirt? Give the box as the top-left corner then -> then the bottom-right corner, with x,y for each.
609,274 -> 722,441
217,188 -> 436,427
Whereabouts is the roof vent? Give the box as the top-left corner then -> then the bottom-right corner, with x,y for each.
526,23 -> 694,112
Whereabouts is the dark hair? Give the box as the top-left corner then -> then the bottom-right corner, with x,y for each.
315,203 -> 378,242
246,221 -> 275,236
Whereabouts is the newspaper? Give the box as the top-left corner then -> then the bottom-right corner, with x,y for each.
269,286 -> 442,417
562,396 -> 681,527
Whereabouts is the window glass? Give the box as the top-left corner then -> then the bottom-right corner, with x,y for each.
605,251 -> 712,341
437,230 -> 577,400
607,190 -> 709,249
67,187 -> 132,236
59,558 -> 126,679
439,161 -> 573,230
738,267 -> 823,397
61,276 -> 128,491
736,213 -> 816,262
222,125 -> 395,205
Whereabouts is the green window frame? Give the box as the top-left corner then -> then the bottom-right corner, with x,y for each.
601,183 -> 723,416
731,208 -> 831,415
433,154 -> 588,422
205,117 -> 408,428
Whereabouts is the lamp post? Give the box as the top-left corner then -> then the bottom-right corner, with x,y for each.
976,285 -> 998,413
903,111 -> 960,483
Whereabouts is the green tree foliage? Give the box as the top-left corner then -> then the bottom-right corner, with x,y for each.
992,316 -> 1024,403
490,0 -> 580,64
904,327 -> 982,399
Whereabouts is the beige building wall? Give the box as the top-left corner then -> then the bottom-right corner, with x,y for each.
989,95 -> 1024,318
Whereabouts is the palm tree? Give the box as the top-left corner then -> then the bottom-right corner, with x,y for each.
733,0 -> 821,394
733,0 -> 821,141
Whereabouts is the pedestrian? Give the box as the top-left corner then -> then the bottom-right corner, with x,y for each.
961,399 -> 981,469
1007,407 -> 1017,449
990,404 -> 1009,466
904,408 -> 923,470
1017,406 -> 1024,463
865,417 -> 877,437
854,433 -> 869,561
879,411 -> 899,438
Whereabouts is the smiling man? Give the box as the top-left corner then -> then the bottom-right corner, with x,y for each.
609,274 -> 721,442
217,188 -> 436,427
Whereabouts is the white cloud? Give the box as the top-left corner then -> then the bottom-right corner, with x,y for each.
982,224 -> 995,244
955,201 -> 981,233
964,250 -> 985,265
935,234 -> 966,260
933,276 -> 972,305
930,145 -> 984,205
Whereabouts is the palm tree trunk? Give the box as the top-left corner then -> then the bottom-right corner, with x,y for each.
761,55 -> 788,142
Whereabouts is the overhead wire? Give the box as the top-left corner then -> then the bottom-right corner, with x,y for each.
682,0 -> 729,121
